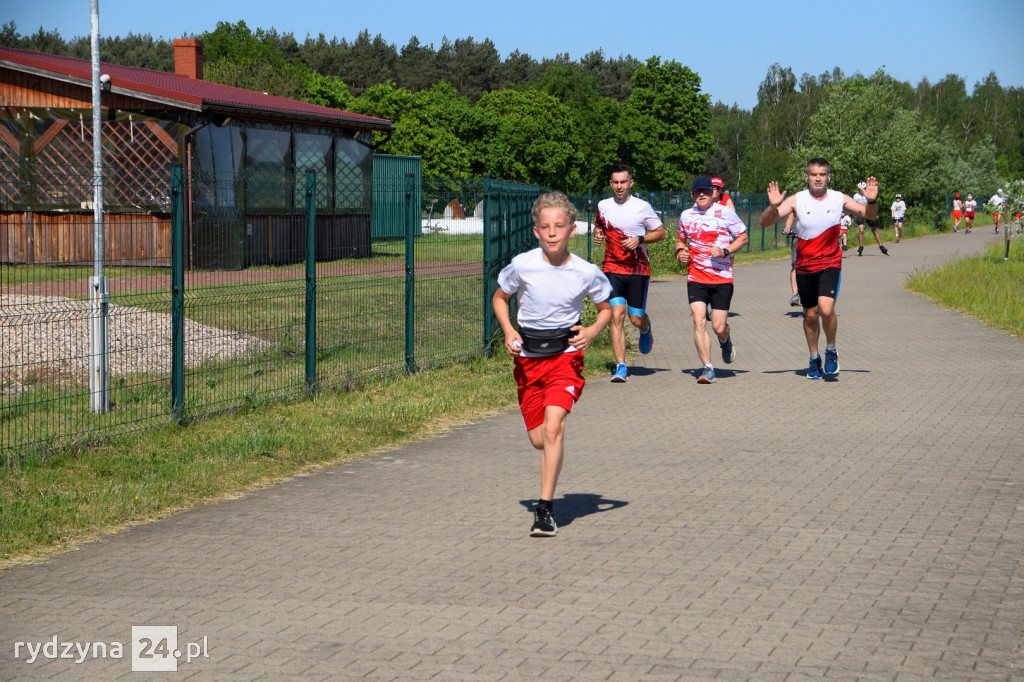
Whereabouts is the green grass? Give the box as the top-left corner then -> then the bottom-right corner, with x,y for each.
0,356 -> 516,567
906,237 -> 1024,337
0,292 -> 619,569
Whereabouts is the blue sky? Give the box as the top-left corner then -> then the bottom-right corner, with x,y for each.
7,0 -> 1023,110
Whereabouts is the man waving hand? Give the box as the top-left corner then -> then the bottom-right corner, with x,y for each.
760,158 -> 878,379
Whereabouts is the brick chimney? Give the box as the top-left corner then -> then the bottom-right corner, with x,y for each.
173,38 -> 204,80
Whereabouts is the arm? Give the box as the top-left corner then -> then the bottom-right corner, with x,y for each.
623,224 -> 666,250
675,221 -> 690,264
491,287 -> 522,356
714,231 -> 748,258
759,182 -> 796,226
568,300 -> 613,351
782,212 -> 795,235
593,211 -> 606,245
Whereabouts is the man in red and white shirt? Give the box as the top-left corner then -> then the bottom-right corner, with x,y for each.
593,162 -> 666,383
759,158 -> 879,379
676,176 -> 748,384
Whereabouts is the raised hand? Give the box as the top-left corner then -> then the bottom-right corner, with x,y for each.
767,181 -> 786,206
863,177 -> 879,202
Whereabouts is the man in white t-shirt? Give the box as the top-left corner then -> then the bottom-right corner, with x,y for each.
890,194 -> 907,242
593,162 -> 666,383
989,189 -> 1005,233
760,158 -> 879,380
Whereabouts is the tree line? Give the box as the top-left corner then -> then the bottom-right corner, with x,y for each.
4,21 -> 1022,223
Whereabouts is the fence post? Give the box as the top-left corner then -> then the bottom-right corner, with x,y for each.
170,163 -> 184,419
482,176 -> 493,356
404,172 -> 416,374
304,170 -> 317,393
586,187 -> 593,263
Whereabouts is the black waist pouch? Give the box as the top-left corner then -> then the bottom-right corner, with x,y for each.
518,321 -> 578,355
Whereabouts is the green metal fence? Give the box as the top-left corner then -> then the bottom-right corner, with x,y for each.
1,165 -> 546,457
2,168 -> 800,458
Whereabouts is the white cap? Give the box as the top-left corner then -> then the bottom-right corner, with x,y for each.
857,182 -> 867,190
998,189 -> 1003,194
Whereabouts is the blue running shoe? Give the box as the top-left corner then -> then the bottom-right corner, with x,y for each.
824,348 -> 839,376
611,363 -> 629,383
639,322 -> 654,354
720,336 -> 735,364
807,356 -> 823,380
697,366 -> 716,384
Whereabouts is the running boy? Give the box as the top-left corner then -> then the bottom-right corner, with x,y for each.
493,192 -> 613,537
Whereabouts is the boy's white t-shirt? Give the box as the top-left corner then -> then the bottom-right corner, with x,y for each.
498,248 -> 612,353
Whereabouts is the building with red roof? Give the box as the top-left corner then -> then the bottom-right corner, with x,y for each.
0,40 -> 393,268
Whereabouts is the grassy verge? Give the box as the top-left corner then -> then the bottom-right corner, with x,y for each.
0,312 -> 619,569
906,237 -> 1024,337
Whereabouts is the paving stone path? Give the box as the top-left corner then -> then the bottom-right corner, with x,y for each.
2,231 -> 1021,680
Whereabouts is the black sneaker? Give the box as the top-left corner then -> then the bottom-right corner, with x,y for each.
530,508 -> 558,537
857,246 -> 863,256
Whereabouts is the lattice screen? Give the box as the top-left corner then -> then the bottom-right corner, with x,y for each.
33,117 -> 177,210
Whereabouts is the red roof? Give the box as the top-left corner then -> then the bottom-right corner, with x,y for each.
0,45 -> 391,131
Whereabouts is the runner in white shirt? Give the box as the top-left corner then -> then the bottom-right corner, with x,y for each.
760,158 -> 879,380
890,194 -> 907,242
964,195 -> 977,233
952,194 -> 963,232
493,191 -> 612,538
593,162 -> 665,383
675,176 -> 748,384
840,212 -> 852,251
989,189 -> 1005,233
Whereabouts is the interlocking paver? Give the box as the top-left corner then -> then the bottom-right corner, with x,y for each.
1,231 -> 1021,680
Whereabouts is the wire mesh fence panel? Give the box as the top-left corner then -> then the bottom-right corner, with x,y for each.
0,166 -> 558,457
2,164 -> 174,456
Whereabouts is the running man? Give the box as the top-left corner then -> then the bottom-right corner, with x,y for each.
840,211 -> 852,251
854,182 -> 888,256
676,176 -> 749,384
759,158 -> 879,379
964,194 -> 977,233
989,189 -> 1005,233
593,162 -> 666,383
891,194 -> 907,242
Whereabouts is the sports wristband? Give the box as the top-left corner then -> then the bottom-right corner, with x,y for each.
867,199 -> 877,205
723,248 -> 729,257
638,235 -> 645,244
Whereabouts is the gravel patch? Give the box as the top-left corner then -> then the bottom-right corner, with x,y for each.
1,295 -> 271,396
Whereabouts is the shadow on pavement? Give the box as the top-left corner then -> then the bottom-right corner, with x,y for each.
520,492 -> 629,527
